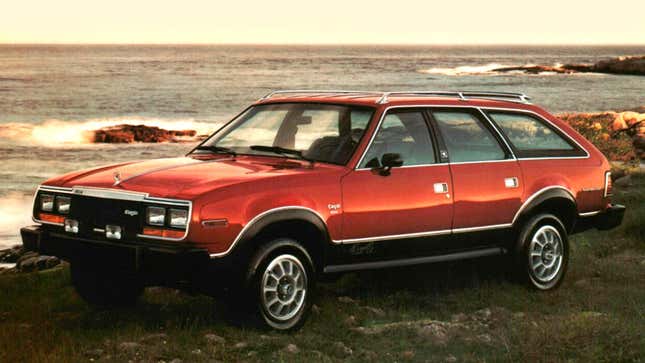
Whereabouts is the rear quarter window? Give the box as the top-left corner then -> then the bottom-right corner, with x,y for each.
486,111 -> 586,158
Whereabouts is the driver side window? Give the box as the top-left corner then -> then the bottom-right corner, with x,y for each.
359,111 -> 436,168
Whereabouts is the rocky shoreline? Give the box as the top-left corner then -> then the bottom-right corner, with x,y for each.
0,245 -> 61,274
493,56 -> 645,76
90,124 -> 201,143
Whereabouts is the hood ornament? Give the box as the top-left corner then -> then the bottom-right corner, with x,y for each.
113,170 -> 122,186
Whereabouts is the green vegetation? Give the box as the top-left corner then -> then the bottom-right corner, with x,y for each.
1,172 -> 643,362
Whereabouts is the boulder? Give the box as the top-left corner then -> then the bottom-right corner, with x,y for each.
92,124 -> 197,143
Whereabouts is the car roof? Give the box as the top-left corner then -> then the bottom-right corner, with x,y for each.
253,90 -> 536,110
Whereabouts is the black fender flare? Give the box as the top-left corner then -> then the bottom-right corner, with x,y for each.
228,207 -> 331,267
512,186 -> 578,232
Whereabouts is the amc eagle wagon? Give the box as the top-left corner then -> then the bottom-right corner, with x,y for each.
22,90 -> 625,330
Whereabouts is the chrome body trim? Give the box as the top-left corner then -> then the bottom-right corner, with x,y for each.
324,247 -> 504,273
32,185 -> 192,241
579,210 -> 602,217
452,223 -> 513,234
209,206 -> 327,258
333,229 -> 452,244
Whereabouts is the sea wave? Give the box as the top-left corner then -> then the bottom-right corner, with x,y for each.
0,117 -> 221,146
0,192 -> 33,248
416,63 -> 604,76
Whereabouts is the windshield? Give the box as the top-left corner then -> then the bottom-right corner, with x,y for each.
195,103 -> 375,165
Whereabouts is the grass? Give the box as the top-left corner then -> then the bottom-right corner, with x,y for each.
1,173 -> 644,362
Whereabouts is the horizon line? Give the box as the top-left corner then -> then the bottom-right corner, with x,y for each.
1,42 -> 645,47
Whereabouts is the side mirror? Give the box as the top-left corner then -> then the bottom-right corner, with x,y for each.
378,153 -> 403,176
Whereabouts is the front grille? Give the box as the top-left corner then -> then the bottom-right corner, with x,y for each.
71,195 -> 144,241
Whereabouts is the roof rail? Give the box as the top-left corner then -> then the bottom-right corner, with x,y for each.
376,91 -> 531,104
260,90 -> 531,104
260,90 -> 383,100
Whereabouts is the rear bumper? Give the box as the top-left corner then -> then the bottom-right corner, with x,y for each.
574,204 -> 626,233
20,225 -> 223,290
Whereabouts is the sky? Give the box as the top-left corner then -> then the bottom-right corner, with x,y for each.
2,0 -> 644,45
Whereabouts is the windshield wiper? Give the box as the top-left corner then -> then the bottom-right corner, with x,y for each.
194,145 -> 237,157
249,145 -> 314,164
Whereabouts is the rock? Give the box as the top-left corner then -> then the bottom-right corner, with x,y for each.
312,304 -> 321,314
513,312 -> 526,319
92,124 -> 197,143
417,323 -> 450,346
284,344 -> 299,354
0,246 -> 23,263
247,351 -> 258,357
445,354 -> 458,362
332,341 -> 353,357
338,296 -> 357,304
36,256 -> 60,270
344,315 -> 357,326
614,175 -> 632,187
17,255 -> 39,272
118,342 -> 141,351
191,348 -> 202,355
362,306 -> 386,317
169,359 -> 182,363
402,350 -> 415,359
234,342 -> 248,349
590,56 -> 645,76
640,259 -> 645,266
204,333 -> 226,344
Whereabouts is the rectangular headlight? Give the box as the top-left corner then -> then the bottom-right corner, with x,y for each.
169,209 -> 188,228
56,196 -> 71,214
40,194 -> 54,212
146,206 -> 166,226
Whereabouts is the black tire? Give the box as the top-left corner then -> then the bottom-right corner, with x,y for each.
515,213 -> 569,290
70,263 -> 143,306
243,238 -> 316,331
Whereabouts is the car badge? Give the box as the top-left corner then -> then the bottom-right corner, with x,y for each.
113,170 -> 121,186
124,209 -> 139,216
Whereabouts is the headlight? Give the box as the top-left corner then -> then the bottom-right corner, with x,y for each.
146,206 -> 166,226
55,196 -> 71,214
40,194 -> 54,212
169,209 -> 188,228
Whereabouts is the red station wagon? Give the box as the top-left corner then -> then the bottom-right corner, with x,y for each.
22,90 -> 625,330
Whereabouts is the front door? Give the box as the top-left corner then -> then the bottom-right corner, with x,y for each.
340,109 -> 453,252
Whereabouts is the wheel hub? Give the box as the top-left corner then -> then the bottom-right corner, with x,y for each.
261,254 -> 307,321
528,225 -> 564,283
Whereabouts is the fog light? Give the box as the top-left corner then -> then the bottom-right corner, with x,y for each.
64,219 -> 79,233
105,225 -> 122,240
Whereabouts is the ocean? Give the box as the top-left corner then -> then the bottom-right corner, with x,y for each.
1,44 -> 644,247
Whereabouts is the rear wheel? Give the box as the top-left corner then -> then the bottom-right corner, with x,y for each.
70,262 -> 143,306
516,214 -> 569,290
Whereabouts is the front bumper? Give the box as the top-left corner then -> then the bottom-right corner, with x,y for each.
574,204 -> 626,233
21,225 -> 214,288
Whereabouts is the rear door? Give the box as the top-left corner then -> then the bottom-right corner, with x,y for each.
428,108 -> 523,231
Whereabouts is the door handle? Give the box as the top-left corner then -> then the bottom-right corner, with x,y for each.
504,177 -> 519,188
434,182 -> 449,194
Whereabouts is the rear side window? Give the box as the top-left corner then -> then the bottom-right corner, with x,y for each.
431,110 -> 508,163
486,111 -> 585,158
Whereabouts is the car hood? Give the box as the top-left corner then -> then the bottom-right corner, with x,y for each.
43,156 -> 341,199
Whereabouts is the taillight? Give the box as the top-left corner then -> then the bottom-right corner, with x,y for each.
604,171 -> 612,197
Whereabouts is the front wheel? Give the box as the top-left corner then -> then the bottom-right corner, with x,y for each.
246,238 -> 315,331
516,214 -> 569,290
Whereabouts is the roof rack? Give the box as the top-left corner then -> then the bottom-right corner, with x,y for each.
260,90 -> 531,104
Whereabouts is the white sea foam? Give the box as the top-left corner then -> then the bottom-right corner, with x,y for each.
417,63 -> 509,76
0,193 -> 34,248
0,117 -> 221,146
